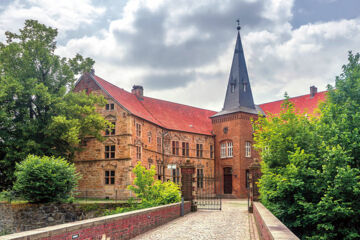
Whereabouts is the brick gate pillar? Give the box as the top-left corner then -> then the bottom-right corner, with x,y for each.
249,158 -> 261,213
180,160 -> 197,211
250,158 -> 261,201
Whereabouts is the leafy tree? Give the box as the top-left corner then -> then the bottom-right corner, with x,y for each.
254,52 -> 360,239
13,155 -> 80,203
128,162 -> 181,206
0,20 -> 109,190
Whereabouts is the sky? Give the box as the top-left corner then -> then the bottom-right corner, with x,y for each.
0,0 -> 359,111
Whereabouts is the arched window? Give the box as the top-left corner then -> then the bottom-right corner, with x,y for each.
221,141 -> 233,158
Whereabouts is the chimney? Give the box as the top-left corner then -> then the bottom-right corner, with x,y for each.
132,85 -> 144,98
310,86 -> 317,98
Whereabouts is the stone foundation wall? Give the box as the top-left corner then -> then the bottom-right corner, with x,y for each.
1,201 -> 191,240
0,202 -> 128,235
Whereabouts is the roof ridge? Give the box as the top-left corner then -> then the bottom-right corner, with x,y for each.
260,90 -> 328,105
143,95 -> 217,113
95,74 -> 216,113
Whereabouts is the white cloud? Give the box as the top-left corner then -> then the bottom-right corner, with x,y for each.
1,0 -> 359,111
0,0 -> 105,41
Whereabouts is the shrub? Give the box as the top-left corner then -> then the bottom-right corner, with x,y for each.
128,162 -> 181,206
13,155 -> 80,203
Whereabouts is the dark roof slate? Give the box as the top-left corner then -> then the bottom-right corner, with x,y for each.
212,30 -> 257,117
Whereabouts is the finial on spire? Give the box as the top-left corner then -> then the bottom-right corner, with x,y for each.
236,19 -> 241,31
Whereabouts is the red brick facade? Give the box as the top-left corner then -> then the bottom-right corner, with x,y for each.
211,112 -> 260,198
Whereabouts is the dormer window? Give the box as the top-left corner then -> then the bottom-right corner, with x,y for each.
230,84 -> 235,93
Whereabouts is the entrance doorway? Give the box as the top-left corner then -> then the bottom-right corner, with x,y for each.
224,167 -> 232,194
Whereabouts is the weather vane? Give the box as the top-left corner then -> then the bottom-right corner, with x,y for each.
236,19 -> 241,31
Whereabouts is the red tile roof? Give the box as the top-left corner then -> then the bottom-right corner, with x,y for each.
259,91 -> 328,116
93,75 -> 216,135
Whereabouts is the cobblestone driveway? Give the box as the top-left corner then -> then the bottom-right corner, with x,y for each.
132,200 -> 259,240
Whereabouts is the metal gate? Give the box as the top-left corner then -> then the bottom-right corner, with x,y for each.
195,175 -> 222,210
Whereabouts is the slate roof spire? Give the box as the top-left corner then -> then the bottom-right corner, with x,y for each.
212,21 -> 262,117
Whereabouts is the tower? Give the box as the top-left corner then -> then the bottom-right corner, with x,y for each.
211,22 -> 263,198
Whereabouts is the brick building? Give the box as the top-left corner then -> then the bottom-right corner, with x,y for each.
74,28 -> 326,199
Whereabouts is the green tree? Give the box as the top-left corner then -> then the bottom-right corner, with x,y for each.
0,20 -> 109,190
128,162 -> 181,206
13,155 -> 80,203
254,53 -> 360,239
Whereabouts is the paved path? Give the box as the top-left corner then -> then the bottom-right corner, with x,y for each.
133,200 -> 259,240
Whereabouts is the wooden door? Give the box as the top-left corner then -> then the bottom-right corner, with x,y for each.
224,167 -> 232,194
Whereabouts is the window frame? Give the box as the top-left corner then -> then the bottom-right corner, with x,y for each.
157,137 -> 162,152
105,145 -> 115,159
105,121 -> 116,136
197,169 -> 204,188
221,142 -> 226,158
105,170 -> 115,185
172,141 -> 179,155
196,144 -> 203,158
157,164 -> 162,180
227,141 -> 233,157
136,145 -> 141,160
172,167 -> 180,184
245,141 -> 251,157
182,142 -> 189,156
106,103 -> 114,110
136,123 -> 141,137
221,141 -> 233,158
147,131 -> 152,143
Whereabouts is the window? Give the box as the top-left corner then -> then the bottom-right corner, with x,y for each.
172,167 -> 180,184
105,145 -> 115,159
230,84 -> 235,93
182,142 -> 189,156
196,144 -> 203,157
245,141 -> 251,157
197,169 -> 204,188
136,146 -> 141,160
227,142 -> 233,157
105,170 -> 115,185
221,142 -> 226,158
106,103 -> 114,110
136,123 -> 141,137
157,164 -> 162,180
221,141 -> 233,158
172,141 -> 179,155
210,145 -> 214,159
148,132 -> 152,143
157,137 -> 162,152
246,169 -> 250,189
105,121 -> 116,136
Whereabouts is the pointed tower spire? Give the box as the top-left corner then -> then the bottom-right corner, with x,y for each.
212,21 -> 260,117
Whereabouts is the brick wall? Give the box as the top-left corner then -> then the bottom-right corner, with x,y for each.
253,202 -> 299,240
212,112 -> 260,198
1,202 -> 191,240
73,74 -> 215,199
